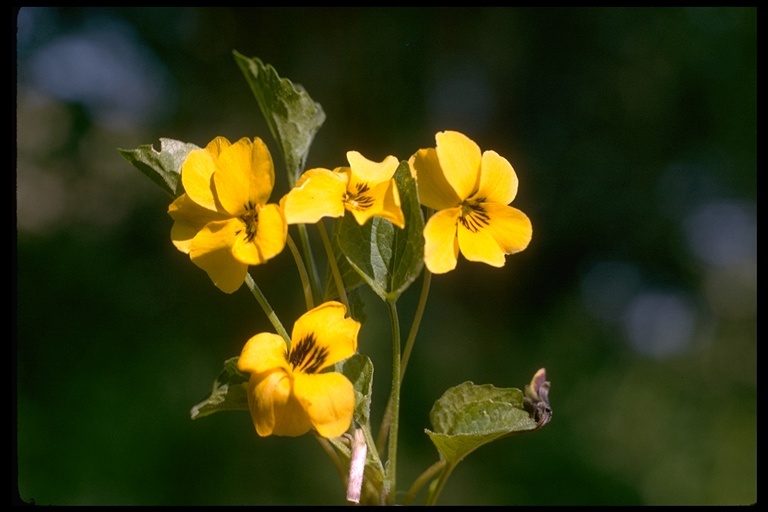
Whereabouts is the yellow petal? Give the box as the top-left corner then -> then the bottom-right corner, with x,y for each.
238,332 -> 289,375
346,151 -> 399,186
423,208 -> 461,274
293,372 -> 354,439
232,203 -> 287,265
456,215 -> 506,267
291,301 -> 359,370
181,148 -> 219,212
409,148 -> 461,210
204,135 -> 232,158
482,203 -> 532,255
281,168 -> 347,224
188,219 -> 248,293
169,194 -> 228,254
249,371 -> 312,437
474,150 -> 518,205
214,137 -> 275,216
435,131 -> 482,201
347,179 -> 405,228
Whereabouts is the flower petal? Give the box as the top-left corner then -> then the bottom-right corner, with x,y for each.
232,203 -> 287,265
346,151 -> 399,185
248,370 -> 312,437
204,135 -> 231,158
423,207 -> 461,274
169,194 -> 228,254
347,179 -> 405,228
214,137 -> 275,216
181,148 -> 219,212
474,150 -> 518,205
238,332 -> 289,375
291,301 -> 359,370
409,148 -> 461,210
456,216 -> 506,267
482,203 -> 532,255
435,130 -> 482,201
189,219 -> 249,293
293,372 -> 354,439
281,168 -> 348,224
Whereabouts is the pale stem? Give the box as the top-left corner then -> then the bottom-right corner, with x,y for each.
425,461 -> 456,506
316,219 -> 349,310
313,434 -> 347,484
376,269 -> 432,453
297,223 -> 322,305
244,272 -> 291,346
286,233 -> 314,310
403,459 -> 446,505
384,299 -> 402,505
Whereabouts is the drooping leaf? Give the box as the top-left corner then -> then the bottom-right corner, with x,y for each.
233,51 -> 326,187
190,357 -> 249,420
425,381 -> 541,466
118,138 -> 200,198
337,161 -> 425,302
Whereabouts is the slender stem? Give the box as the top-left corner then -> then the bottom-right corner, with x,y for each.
403,459 -> 446,505
297,223 -> 322,306
313,434 -> 347,484
384,299 -> 401,505
425,461 -> 456,506
286,233 -> 314,310
399,269 -> 431,382
244,272 -> 290,346
317,219 -> 349,310
376,269 -> 432,453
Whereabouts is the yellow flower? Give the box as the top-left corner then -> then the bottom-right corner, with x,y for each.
280,151 -> 405,228
168,136 -> 287,293
237,301 -> 360,438
409,130 -> 532,274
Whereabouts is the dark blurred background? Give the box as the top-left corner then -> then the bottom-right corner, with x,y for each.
15,7 -> 756,505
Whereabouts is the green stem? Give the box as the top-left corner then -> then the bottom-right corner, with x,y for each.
399,269 -> 431,382
244,272 -> 290,346
297,223 -> 322,306
403,459 -> 446,505
425,461 -> 456,506
376,269 -> 432,454
317,219 -> 349,310
384,299 -> 401,505
286,233 -> 314,310
314,434 -> 346,484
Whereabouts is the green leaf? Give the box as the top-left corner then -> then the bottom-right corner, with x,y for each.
233,51 -> 326,187
425,381 -> 540,466
333,353 -> 374,426
337,161 -> 425,302
118,138 -> 200,198
190,357 -> 250,420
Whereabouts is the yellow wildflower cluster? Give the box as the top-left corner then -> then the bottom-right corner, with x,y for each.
169,130 -> 531,438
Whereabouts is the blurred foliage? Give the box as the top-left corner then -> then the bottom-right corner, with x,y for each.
15,7 -> 755,505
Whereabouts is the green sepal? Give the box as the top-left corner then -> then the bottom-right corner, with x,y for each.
190,357 -> 249,420
233,51 -> 326,187
336,161 -> 425,302
118,138 -> 200,198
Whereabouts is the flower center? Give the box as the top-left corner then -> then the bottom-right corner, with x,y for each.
239,201 -> 259,242
288,333 -> 329,374
458,200 -> 490,233
345,183 -> 375,211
